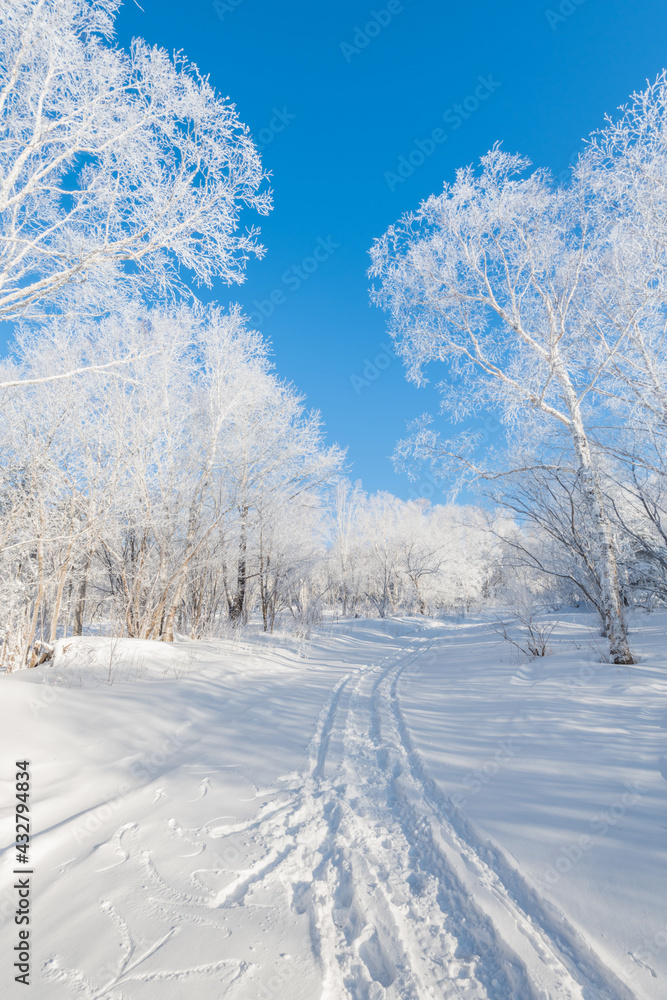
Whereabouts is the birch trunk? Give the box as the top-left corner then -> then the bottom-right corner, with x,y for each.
559,373 -> 634,664
229,505 -> 248,625
72,552 -> 91,636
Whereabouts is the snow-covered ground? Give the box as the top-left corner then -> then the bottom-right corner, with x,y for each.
1,613 -> 666,999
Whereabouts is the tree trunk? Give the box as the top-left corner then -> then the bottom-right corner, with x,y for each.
160,579 -> 184,642
24,536 -> 46,667
49,559 -> 71,644
562,379 -> 634,664
73,551 -> 91,636
229,507 -> 248,625
259,525 -> 269,631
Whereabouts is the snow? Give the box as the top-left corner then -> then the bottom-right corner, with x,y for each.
1,614 -> 666,999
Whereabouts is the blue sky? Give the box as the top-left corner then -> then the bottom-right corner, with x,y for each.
115,1 -> 666,497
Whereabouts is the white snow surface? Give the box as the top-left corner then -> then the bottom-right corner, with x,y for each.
1,613 -> 666,999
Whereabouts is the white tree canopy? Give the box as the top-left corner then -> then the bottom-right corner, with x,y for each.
368,147 -> 635,662
0,0 -> 271,319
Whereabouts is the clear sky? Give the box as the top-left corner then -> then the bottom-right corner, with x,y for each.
34,1 -> 667,498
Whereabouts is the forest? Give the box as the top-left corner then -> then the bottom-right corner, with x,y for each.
2,0 -> 667,669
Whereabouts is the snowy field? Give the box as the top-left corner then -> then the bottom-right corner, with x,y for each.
1,613 -> 666,1000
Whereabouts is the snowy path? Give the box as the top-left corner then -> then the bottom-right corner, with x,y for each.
272,636 -> 637,1000
35,632 -> 643,1000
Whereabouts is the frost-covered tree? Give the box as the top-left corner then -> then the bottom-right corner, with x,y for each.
572,76 -> 667,441
329,478 -> 365,617
255,494 -> 326,632
0,302 -> 345,663
566,75 -> 667,608
489,463 -> 626,615
324,485 -> 504,619
369,147 -> 636,663
0,0 -> 270,319
216,373 -> 344,625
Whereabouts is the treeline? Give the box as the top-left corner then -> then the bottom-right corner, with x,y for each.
0,307 -> 509,666
0,305 -> 334,664
369,74 -> 667,663
1,301 -> 666,669
3,2 -> 667,669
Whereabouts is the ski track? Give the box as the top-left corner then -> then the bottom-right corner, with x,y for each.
44,634 -> 641,1000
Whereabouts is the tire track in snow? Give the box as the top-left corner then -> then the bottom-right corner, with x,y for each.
287,634 -> 639,998
309,671 -> 356,779
382,638 -> 640,1000
231,639 -> 499,998
181,638 -> 555,998
331,641 -> 533,1000
302,645 -> 440,999
44,632 -> 642,999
